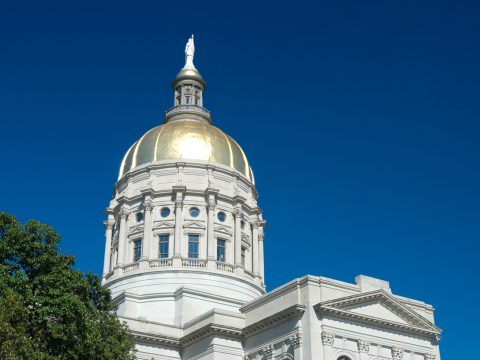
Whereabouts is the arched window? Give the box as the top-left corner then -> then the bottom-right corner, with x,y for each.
337,356 -> 352,360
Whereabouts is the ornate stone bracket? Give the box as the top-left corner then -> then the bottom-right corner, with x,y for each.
357,339 -> 370,353
321,331 -> 335,346
392,346 -> 404,360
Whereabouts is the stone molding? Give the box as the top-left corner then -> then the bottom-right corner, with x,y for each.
242,304 -> 305,337
321,331 -> 335,346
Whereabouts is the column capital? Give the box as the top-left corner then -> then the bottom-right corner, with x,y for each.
104,219 -> 115,230
321,331 -> 335,347
289,332 -> 302,348
258,233 -> 264,241
144,199 -> 154,211
424,353 -> 436,360
233,207 -> 243,218
392,347 -> 404,360
207,199 -> 216,211
357,339 -> 370,353
119,208 -> 130,219
262,344 -> 275,359
175,199 -> 184,209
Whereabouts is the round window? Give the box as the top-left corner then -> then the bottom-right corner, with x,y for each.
136,212 -> 144,222
160,207 -> 170,218
189,207 -> 200,217
217,212 -> 226,222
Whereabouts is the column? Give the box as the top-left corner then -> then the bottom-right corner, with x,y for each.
117,207 -> 129,267
321,332 -> 335,360
172,186 -> 186,266
207,197 -> 216,268
234,207 -> 243,273
143,199 -> 154,259
251,219 -> 259,277
102,214 -> 115,276
258,232 -> 265,280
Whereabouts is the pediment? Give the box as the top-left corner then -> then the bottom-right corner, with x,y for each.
153,221 -> 175,229
214,225 -> 232,236
183,221 -> 206,229
314,290 -> 441,337
128,224 -> 144,235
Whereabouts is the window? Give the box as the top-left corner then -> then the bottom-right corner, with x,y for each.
159,235 -> 169,258
189,207 -> 200,217
241,247 -> 246,267
133,239 -> 142,262
188,234 -> 199,259
136,212 -> 144,222
185,96 -> 190,104
160,207 -> 170,218
217,239 -> 226,262
217,212 -> 226,222
337,357 -> 351,360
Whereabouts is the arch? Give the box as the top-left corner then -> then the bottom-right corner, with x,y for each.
333,349 -> 357,360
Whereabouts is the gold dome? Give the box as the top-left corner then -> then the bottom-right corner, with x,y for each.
119,119 -> 254,182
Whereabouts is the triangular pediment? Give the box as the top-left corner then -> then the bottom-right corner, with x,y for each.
183,221 -> 206,229
214,225 -> 232,236
128,224 -> 144,235
314,290 -> 441,337
153,221 -> 175,229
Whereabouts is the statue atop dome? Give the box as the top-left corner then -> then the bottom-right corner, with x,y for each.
184,35 -> 195,68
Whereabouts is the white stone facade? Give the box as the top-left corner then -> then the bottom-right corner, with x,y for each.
102,38 -> 441,360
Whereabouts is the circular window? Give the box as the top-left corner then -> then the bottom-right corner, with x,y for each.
136,212 -> 144,222
217,212 -> 226,222
160,207 -> 170,218
189,207 -> 200,217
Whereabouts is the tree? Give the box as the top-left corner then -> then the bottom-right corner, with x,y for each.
0,212 -> 136,360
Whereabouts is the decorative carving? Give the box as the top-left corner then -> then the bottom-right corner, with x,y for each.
321,331 -> 334,346
262,344 -> 275,359
233,207 -> 242,218
104,219 -> 115,230
424,354 -> 436,360
357,339 -> 370,353
290,332 -> 302,348
144,199 -> 153,211
207,199 -> 216,211
258,233 -> 265,241
175,199 -> 183,209
392,347 -> 404,360
119,208 -> 129,219
250,219 -> 259,229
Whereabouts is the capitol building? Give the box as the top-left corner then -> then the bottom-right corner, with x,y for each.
101,37 -> 442,360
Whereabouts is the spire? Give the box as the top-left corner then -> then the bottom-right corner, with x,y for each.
164,36 -> 211,124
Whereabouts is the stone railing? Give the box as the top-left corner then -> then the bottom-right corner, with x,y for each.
123,262 -> 140,273
216,261 -> 235,273
182,258 -> 208,268
165,105 -> 211,117
149,258 -> 173,268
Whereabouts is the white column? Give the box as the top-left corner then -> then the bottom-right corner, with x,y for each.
258,232 -> 265,280
207,201 -> 216,269
172,186 -> 185,267
251,219 -> 259,277
103,215 -> 115,276
143,199 -> 153,259
234,207 -> 243,273
117,208 -> 129,266
174,198 -> 183,257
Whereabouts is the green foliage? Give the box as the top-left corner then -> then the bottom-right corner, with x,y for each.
0,213 -> 135,360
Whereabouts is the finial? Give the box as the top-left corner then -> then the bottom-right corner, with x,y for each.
184,35 -> 195,69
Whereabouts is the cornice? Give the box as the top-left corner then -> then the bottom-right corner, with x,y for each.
180,323 -> 243,346
243,304 -> 306,338
131,329 -> 180,349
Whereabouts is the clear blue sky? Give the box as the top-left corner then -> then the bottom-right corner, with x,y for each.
1,1 -> 478,357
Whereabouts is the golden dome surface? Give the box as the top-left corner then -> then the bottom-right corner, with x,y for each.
119,119 -> 254,182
